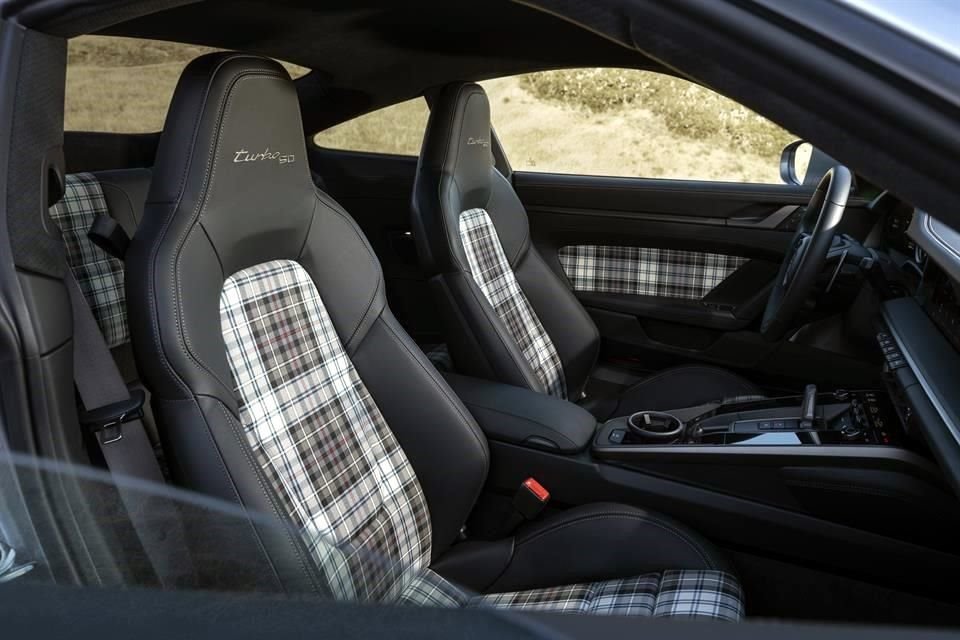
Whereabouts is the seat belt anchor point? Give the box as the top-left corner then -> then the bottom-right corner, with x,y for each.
79,389 -> 146,445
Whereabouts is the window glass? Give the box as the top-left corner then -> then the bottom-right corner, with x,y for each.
313,98 -> 430,156
480,69 -> 797,184
65,36 -> 309,133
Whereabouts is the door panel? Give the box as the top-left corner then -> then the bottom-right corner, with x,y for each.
516,171 -> 878,387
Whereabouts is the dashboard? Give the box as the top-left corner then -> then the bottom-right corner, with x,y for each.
876,207 -> 960,494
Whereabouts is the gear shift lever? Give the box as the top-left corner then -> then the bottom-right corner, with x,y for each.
800,384 -> 817,429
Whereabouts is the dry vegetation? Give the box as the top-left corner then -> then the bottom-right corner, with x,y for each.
65,36 -> 307,133
67,37 -> 796,183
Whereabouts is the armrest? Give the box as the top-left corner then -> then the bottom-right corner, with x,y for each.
442,372 -> 597,453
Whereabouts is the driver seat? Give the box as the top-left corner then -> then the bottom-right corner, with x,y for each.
411,83 -> 762,419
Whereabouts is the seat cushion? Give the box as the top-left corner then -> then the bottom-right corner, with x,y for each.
475,570 -> 743,620
613,365 -> 762,418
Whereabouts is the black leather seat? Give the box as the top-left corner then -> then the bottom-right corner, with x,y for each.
411,83 -> 762,420
126,52 -> 744,619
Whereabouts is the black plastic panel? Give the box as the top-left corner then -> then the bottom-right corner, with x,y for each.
883,296 -> 960,496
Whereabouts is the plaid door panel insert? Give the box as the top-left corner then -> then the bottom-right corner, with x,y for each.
459,208 -> 567,399
558,245 -> 748,300
475,570 -> 743,620
220,260 -> 432,603
48,173 -> 129,348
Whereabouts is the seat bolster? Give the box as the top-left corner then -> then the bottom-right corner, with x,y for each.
430,538 -> 515,594
437,270 -> 544,393
485,502 -> 731,594
349,309 -> 490,557
153,394 -> 326,595
513,244 -> 600,400
95,167 -> 152,231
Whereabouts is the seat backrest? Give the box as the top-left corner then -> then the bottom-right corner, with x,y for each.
125,53 -> 488,597
412,83 -> 599,401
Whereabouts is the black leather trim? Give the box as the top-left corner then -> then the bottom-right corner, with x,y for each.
351,310 -> 490,557
96,167 -> 152,232
433,502 -> 731,594
486,502 -> 729,593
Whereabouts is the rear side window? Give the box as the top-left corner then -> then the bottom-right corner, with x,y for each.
65,36 -> 308,133
312,98 -> 430,156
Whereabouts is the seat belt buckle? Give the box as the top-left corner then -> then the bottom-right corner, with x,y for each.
79,389 -> 146,445
514,477 -> 550,520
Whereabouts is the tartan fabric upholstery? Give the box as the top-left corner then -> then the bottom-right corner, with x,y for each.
459,208 -> 566,399
475,570 -> 743,621
558,245 -> 748,301
220,259 -> 432,603
48,173 -> 129,348
396,569 -> 470,608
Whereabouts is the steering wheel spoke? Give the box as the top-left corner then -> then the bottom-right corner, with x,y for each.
761,166 -> 853,341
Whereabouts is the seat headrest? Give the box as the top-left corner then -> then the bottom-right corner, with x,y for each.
147,52 -> 316,271
420,83 -> 493,211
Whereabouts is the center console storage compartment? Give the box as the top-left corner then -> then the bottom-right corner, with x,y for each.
442,372 -> 597,453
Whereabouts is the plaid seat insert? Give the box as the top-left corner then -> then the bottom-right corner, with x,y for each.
48,173 -> 129,348
220,259 -> 432,603
475,570 -> 743,620
459,208 -> 566,399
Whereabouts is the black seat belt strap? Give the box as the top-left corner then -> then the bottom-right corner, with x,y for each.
66,273 -> 192,587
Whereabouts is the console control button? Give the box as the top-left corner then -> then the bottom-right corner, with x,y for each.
608,429 -> 626,444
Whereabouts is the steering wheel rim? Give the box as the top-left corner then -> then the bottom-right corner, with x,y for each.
760,165 -> 853,341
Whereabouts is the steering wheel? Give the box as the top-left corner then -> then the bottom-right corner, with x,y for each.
761,166 -> 853,341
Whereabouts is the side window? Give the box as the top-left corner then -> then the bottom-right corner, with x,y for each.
313,98 -> 430,156
480,69 -> 797,184
65,36 -> 308,133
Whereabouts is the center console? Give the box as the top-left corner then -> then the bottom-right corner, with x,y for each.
595,387 -> 900,450
444,368 -> 960,597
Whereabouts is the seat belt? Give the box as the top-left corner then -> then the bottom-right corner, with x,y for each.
66,273 -> 192,587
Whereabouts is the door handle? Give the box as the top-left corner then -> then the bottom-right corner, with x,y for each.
727,205 -> 800,229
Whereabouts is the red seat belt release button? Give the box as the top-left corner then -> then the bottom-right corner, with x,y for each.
515,477 -> 550,520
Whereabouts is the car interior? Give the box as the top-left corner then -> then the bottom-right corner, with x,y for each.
4,0 -> 960,633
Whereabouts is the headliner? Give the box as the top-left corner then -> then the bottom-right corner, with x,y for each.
97,0 -> 655,131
